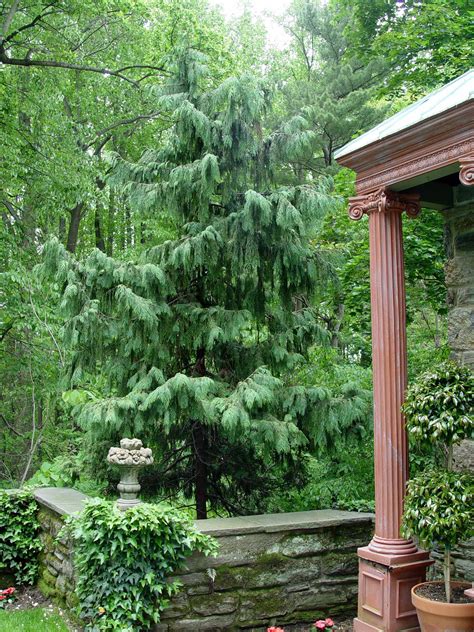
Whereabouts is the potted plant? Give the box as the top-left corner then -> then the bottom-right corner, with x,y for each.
402,360 -> 474,632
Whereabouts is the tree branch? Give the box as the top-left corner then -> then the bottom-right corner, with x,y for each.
1,0 -> 20,40
86,111 -> 164,148
115,63 -> 169,75
0,322 -> 14,341
0,49 -> 141,85
2,3 -> 58,45
28,288 -> 65,368
2,198 -> 20,220
0,412 -> 22,436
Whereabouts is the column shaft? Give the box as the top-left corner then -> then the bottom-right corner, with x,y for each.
368,208 -> 414,551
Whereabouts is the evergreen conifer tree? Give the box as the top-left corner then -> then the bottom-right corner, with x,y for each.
278,0 -> 386,172
43,49 -> 368,517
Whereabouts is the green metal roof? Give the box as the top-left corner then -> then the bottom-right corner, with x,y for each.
334,69 -> 474,160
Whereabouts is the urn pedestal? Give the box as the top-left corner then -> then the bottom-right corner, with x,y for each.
107,438 -> 153,511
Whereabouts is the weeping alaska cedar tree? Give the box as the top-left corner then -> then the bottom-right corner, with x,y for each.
42,49 -> 367,518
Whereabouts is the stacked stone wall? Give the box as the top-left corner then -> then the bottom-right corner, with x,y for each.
433,199 -> 474,583
36,505 -> 77,610
445,203 -> 474,369
157,513 -> 373,630
33,488 -> 374,631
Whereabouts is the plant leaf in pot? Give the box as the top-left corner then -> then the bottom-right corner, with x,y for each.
401,361 -> 473,631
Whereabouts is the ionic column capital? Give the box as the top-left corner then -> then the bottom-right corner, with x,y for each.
348,187 -> 421,221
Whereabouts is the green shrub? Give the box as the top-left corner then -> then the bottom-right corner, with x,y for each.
403,470 -> 473,550
403,360 -> 473,447
66,499 -> 217,631
29,455 -> 107,497
266,447 -> 375,514
0,488 -> 42,585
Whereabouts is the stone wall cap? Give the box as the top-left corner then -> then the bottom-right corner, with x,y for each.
32,487 -> 375,533
34,487 -> 90,517
195,509 -> 374,537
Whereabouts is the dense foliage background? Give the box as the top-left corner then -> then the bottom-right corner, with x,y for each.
1,0 -> 466,517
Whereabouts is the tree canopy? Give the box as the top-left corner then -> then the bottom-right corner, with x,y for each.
1,0 -> 460,516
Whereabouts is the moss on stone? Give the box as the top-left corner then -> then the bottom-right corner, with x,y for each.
37,577 -> 57,598
65,590 -> 79,610
39,531 -> 55,552
254,553 -> 288,572
190,592 -> 239,617
41,568 -> 58,587
214,553 -> 290,591
238,586 -> 287,619
319,551 -> 358,576
281,603 -> 353,625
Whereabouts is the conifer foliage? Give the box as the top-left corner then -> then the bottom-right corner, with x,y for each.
44,49 -> 344,518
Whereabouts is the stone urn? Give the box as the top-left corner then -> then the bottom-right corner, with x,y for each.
107,438 -> 153,510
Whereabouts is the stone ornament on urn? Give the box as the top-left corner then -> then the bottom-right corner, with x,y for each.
107,438 -> 153,510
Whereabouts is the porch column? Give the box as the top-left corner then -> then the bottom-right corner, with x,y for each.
349,188 -> 432,632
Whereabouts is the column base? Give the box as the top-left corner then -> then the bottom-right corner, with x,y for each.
354,618 -> 420,632
354,544 -> 433,632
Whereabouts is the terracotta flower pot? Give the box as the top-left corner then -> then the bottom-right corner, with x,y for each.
412,581 -> 474,632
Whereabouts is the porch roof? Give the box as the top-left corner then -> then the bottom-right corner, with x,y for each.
334,70 -> 474,207
335,70 -> 474,161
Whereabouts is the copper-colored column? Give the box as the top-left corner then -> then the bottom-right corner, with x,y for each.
367,207 -> 417,556
350,190 -> 431,632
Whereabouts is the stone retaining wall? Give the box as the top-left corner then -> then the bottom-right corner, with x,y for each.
158,510 -> 373,630
35,487 -> 88,610
441,198 -> 474,584
34,488 -> 374,630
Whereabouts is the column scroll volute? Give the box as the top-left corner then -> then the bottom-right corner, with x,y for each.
348,187 -> 421,221
459,156 -> 474,186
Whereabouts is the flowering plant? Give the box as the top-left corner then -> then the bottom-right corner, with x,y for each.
267,617 -> 335,632
0,587 -> 16,609
314,618 -> 335,630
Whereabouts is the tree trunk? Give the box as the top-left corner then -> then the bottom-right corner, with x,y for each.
66,202 -> 84,253
331,303 -> 345,348
94,178 -> 106,252
194,423 -> 208,520
106,190 -> 115,256
447,445 -> 453,471
59,216 -> 66,242
36,400 -> 43,462
94,208 -> 106,252
20,203 -> 36,249
193,346 -> 208,519
444,548 -> 451,603
125,205 -> 132,248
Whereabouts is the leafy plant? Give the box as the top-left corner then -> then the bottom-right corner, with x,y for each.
0,488 -> 42,585
28,459 -> 74,488
402,361 -> 474,602
266,447 -> 374,514
404,471 -> 473,551
66,499 -> 217,631
403,361 -> 473,455
28,454 -> 107,497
